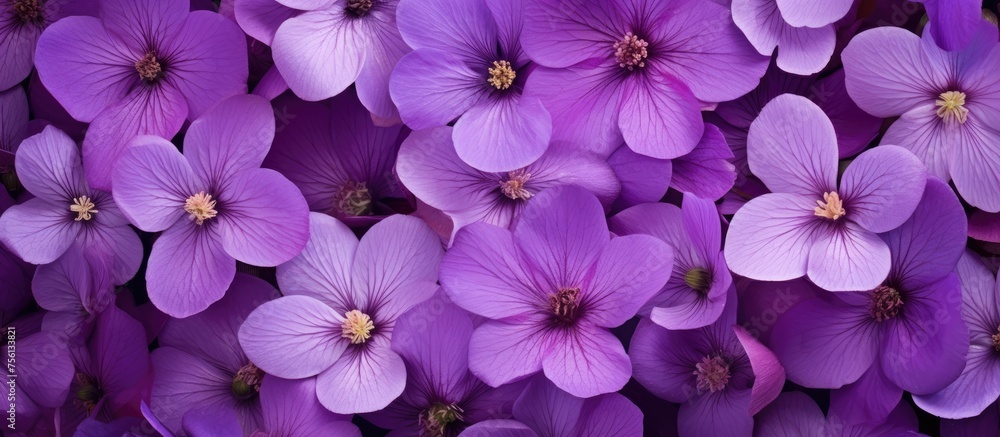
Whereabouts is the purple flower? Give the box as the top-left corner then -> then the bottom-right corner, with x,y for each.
842,21 -> 1000,212
522,0 -> 768,159
630,295 -> 785,437
365,298 -> 524,436
112,94 -> 310,318
725,94 -> 926,292
731,0 -> 851,75
239,212 -> 443,414
913,251 -> 1000,419
34,0 -> 248,189
755,391 -> 920,435
391,0 -> 550,172
396,126 -> 619,241
0,126 -> 141,283
461,376 -> 644,437
149,274 -> 278,433
0,0 -> 97,89
769,178 -> 969,424
0,321 -> 74,432
262,91 -> 405,227
440,185 -> 673,397
610,192 -> 732,329
32,246 -> 115,340
916,0 -> 985,51
255,0 -> 409,122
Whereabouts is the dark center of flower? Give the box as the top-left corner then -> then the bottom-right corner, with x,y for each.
992,326 -> 1000,352
613,32 -> 648,71
693,355 -> 730,393
231,362 -> 265,401
870,285 -> 903,322
345,0 -> 374,17
487,60 -> 516,90
13,0 -> 41,23
135,51 -> 164,83
549,287 -> 580,324
335,180 -> 373,217
419,402 -> 464,437
499,169 -> 532,200
73,372 -> 104,415
684,268 -> 712,294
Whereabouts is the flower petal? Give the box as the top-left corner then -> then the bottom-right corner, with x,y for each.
607,145 -> 672,211
747,94 -> 837,195
452,96 -> 551,172
239,295 -> 347,379
260,376 -> 360,437
733,325 -> 784,415
775,0 -> 853,28
14,126 -> 85,203
618,71 -> 703,160
524,64 -> 624,156
542,327 -> 631,398
880,104 -> 953,180
146,220 -> 236,318
390,49 -> 485,130
830,363 -> 904,426
807,222 -> 891,292
234,0 -> 300,46
395,0 -> 497,55
840,145 -> 926,233
183,94 -> 274,187
272,10 -> 367,101
949,117 -> 1000,213
469,316 -> 555,388
351,214 -> 442,315
276,212 -> 357,311
316,336 -> 406,414
724,193 -> 824,282
671,124 -> 737,201
0,198 -> 76,264
112,136 -> 197,232
582,234 -> 673,328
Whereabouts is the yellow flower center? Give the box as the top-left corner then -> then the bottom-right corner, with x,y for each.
487,60 -> 516,90
184,192 -> 218,225
814,191 -> 845,221
70,196 -> 98,221
936,91 -> 969,124
341,310 -> 374,344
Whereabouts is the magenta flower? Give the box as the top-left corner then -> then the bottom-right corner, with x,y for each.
254,0 -> 409,121
630,296 -> 785,437
440,185 -> 673,398
725,94 -> 926,292
391,0 -> 550,172
365,299 -> 524,436
263,90 -> 405,227
610,192 -> 732,329
522,0 -> 768,159
843,21 -> 1000,212
34,0 -> 248,189
239,213 -> 443,414
461,377 -> 644,437
112,95 -> 310,318
396,126 -> 619,241
732,0 -> 851,75
0,126 -> 141,283
769,178 -> 969,424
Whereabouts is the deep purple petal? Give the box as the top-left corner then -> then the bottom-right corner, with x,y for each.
183,94 -> 274,187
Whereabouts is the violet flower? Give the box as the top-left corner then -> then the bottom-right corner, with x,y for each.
391,0 -> 550,172
256,0 -> 409,122
610,192 -> 732,329
239,212 -> 443,414
630,295 -> 785,437
842,20 -> 1000,212
461,376 -> 644,437
913,251 -> 1000,419
522,0 -> 768,159
396,126 -> 619,241
34,0 -> 248,189
440,185 -> 673,398
0,0 -> 97,89
725,94 -> 926,292
769,178 -> 969,424
149,273 -> 279,434
365,298 -> 524,436
731,0 -> 850,75
0,125 -> 141,283
32,245 -> 115,342
754,391 -> 921,436
112,94 -> 309,318
0,321 -> 74,432
263,90 -> 405,227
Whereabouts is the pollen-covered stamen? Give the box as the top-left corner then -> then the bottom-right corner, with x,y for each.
991,326 -> 1000,352
499,168 -> 532,200
814,191 -> 846,220
613,32 -> 649,71
135,52 -> 163,83
870,285 -> 904,322
419,402 -> 464,437
13,0 -> 41,23
693,355 -> 731,393
70,195 -> 98,221
342,310 -> 375,344
345,0 -> 374,16
231,362 -> 265,400
936,91 -> 969,124
184,192 -> 218,225
73,372 -> 104,415
684,268 -> 712,294
335,180 -> 373,216
549,287 -> 580,323
487,60 -> 516,90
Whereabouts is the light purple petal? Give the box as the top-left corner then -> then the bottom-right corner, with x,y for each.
880,104 -> 952,179
276,212 -> 357,311
582,235 -> 673,328
395,0 -> 497,55
671,124 -> 737,201
524,64 -> 624,156
0,198 -> 76,264
183,94 -> 274,186
468,316 -> 555,388
607,145 -> 672,211
395,126 -> 495,213
99,0 -> 187,45
806,222 -> 891,292
14,126 -> 85,202
146,220 -> 236,318
775,0 -> 853,27
216,169 -> 310,266
747,94 -> 837,196
239,295 -> 347,379
521,0 -> 624,68
734,325 -> 784,415
0,17 -> 40,90
164,11 -> 249,119
391,300 -> 474,399
452,96 -> 551,172
577,393 -> 643,437
921,0 -> 984,51
754,392 -> 827,436
830,363 -> 904,425
542,327 -> 631,398
272,10 -> 367,101
149,347 -> 238,433
724,193 -> 824,282
618,71 -> 703,159
112,136 -> 198,232
316,336 -> 407,414
732,0 -> 836,75
390,49 -> 484,130
840,145 -> 926,233
234,0 -> 299,45
260,376 -> 360,437
950,117 -> 1000,213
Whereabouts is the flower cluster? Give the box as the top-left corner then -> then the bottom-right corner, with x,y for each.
2,0 -> 1000,435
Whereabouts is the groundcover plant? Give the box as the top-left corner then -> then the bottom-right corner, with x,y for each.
2,0 -> 1000,435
